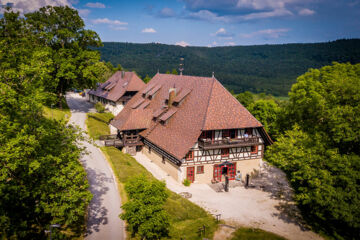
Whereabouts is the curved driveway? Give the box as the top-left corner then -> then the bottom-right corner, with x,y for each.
66,93 -> 125,240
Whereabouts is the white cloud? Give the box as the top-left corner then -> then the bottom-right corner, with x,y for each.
85,2 -> 105,8
207,41 -> 218,47
142,28 -> 157,33
92,18 -> 128,25
242,8 -> 293,20
159,7 -> 176,17
298,8 -> 315,16
78,8 -> 90,17
175,41 -> 190,47
226,42 -> 236,46
0,0 -> 72,13
188,10 -> 227,22
240,28 -> 290,38
211,28 -> 234,38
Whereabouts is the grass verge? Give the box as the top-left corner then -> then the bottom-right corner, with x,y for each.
100,146 -> 218,240
230,227 -> 287,240
86,112 -> 114,140
43,105 -> 71,122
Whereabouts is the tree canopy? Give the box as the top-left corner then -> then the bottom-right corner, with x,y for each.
265,62 -> 360,239
0,7 -> 95,238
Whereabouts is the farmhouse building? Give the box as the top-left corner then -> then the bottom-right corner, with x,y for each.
109,73 -> 272,184
88,71 -> 145,116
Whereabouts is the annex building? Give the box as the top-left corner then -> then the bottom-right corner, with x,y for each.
109,73 -> 272,184
88,71 -> 145,116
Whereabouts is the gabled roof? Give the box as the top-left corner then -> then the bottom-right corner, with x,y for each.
88,71 -> 145,102
111,73 -> 265,160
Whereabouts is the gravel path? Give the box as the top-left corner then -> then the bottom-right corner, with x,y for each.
66,93 -> 125,240
134,152 -> 322,240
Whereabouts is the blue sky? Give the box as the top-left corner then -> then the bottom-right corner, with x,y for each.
2,0 -> 360,46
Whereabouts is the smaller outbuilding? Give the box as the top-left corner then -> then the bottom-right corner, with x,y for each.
88,71 -> 145,116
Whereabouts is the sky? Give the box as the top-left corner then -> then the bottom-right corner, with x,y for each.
1,0 -> 360,47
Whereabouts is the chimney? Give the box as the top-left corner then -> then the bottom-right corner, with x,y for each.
168,87 -> 176,108
121,71 -> 125,78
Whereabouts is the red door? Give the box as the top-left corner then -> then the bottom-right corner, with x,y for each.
228,163 -> 237,180
213,163 -> 236,181
213,165 -> 222,182
187,167 -> 195,183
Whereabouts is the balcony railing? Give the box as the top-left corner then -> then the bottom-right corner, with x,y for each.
198,137 -> 259,150
100,134 -> 143,147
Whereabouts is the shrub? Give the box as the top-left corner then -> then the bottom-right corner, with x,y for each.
95,102 -> 105,113
121,175 -> 170,239
183,179 -> 191,186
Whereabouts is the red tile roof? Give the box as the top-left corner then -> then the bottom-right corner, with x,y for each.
88,71 -> 145,102
111,73 -> 264,160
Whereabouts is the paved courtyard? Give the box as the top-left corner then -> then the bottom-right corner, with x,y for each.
134,152 -> 322,240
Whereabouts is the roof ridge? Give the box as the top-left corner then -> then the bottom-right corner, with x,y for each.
201,77 -> 216,131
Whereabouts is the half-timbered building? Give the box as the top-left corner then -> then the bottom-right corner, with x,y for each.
88,71 -> 145,116
109,73 -> 272,183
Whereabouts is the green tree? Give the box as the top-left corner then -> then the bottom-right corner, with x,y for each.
248,99 -> 281,139
0,83 -> 92,238
171,68 -> 178,75
165,70 -> 171,74
143,74 -> 151,83
265,127 -> 360,239
285,62 -> 360,154
266,63 -> 360,239
236,91 -> 254,108
121,176 -> 170,239
25,6 -> 103,108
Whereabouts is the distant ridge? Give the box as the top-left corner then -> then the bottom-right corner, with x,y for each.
97,39 -> 360,96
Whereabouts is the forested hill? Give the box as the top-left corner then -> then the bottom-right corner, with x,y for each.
97,39 -> 360,96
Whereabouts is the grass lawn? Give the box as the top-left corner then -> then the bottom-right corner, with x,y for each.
231,227 -> 287,240
43,106 -> 71,122
101,146 -> 218,240
86,112 -> 114,140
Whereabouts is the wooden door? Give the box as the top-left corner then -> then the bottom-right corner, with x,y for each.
228,163 -> 237,180
187,167 -> 195,183
213,165 -> 222,182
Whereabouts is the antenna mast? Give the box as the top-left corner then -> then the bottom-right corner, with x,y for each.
179,57 -> 184,75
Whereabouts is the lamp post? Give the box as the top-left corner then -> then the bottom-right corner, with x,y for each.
45,224 -> 61,240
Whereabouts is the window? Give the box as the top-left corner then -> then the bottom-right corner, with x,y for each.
197,166 -> 204,174
222,130 -> 230,139
185,150 -> 194,160
148,147 -> 151,153
162,156 -> 166,164
221,148 -> 229,157
200,131 -> 213,139
230,129 -> 237,139
245,128 -> 252,136
251,145 -> 258,154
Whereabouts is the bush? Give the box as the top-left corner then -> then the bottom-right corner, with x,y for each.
95,102 -> 105,113
183,179 -> 191,186
120,175 -> 170,239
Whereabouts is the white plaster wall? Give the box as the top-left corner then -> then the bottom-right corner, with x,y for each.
105,102 -> 124,116
110,125 -> 118,135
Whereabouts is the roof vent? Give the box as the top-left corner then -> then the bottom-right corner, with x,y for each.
121,71 -> 125,78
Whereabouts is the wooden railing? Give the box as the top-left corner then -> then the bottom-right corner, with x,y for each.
123,134 -> 142,146
99,134 -> 118,140
100,134 -> 143,147
198,137 -> 259,150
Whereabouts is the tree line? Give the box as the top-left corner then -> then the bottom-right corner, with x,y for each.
96,39 -> 360,96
